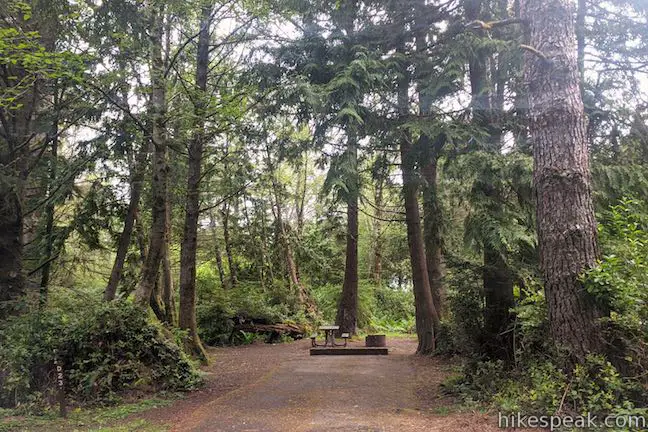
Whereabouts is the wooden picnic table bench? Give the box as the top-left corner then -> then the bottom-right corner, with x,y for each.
310,325 -> 349,347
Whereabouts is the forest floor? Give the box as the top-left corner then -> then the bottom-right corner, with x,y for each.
2,336 -> 510,431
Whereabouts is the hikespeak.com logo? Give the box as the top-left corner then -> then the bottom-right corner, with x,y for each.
498,412 -> 647,430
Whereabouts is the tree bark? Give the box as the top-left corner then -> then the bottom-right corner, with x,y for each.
105,141 -> 147,301
521,0 -> 605,360
221,202 -> 237,288
243,194 -> 266,290
576,0 -> 586,96
482,248 -> 515,360
134,1 -> 169,308
0,1 -> 59,317
0,190 -> 25,318
371,176 -> 384,287
466,0 -> 515,361
259,199 -> 274,282
161,225 -> 176,325
414,0 -> 444,321
335,137 -> 359,335
179,3 -> 210,362
39,95 -> 60,307
0,29 -> 35,318
397,56 -> 439,355
421,153 -> 444,319
209,213 -> 227,288
150,276 -> 166,322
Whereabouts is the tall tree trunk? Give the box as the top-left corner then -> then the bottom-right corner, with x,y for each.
0,55 -> 34,319
134,2 -> 169,308
397,54 -> 439,355
371,177 -> 384,287
243,194 -> 266,290
0,3 -> 59,317
295,155 -> 307,240
259,200 -> 274,282
482,248 -> 515,359
39,95 -> 60,307
161,225 -> 176,325
513,0 -> 531,153
209,213 -> 227,288
335,137 -> 359,335
576,0 -> 586,96
466,0 -> 515,361
150,276 -> 166,322
179,3 -> 210,362
521,0 -> 604,360
221,202 -> 237,288
421,153 -> 444,319
414,0 -> 445,321
105,141 -> 147,301
0,188 -> 25,318
293,156 -> 308,282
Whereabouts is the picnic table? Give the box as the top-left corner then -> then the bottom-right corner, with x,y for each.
310,325 -> 349,347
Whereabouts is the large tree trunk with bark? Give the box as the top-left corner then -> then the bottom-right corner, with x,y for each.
576,0 -> 586,95
421,146 -> 444,321
0,191 -> 25,318
0,44 -> 36,318
161,226 -> 176,325
0,112 -> 31,320
397,58 -> 439,355
521,0 -> 605,360
466,0 -> 515,361
414,0 -> 444,321
134,2 -> 169,308
179,3 -> 210,362
335,137 -> 359,335
105,141 -> 147,301
209,213 -> 227,287
482,248 -> 515,360
0,0 -> 60,318
371,177 -> 384,287
39,98 -> 60,307
221,202 -> 237,288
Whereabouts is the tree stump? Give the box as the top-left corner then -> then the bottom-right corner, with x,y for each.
365,334 -> 386,347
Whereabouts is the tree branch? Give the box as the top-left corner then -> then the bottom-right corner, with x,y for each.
520,44 -> 551,63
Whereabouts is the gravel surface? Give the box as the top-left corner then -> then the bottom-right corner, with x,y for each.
134,337 -> 510,432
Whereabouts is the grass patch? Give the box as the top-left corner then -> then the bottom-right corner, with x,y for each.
0,398 -> 172,432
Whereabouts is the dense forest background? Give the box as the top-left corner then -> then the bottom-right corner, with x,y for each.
1,0 -> 647,424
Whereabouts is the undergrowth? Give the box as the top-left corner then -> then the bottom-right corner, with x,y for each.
443,199 -> 648,431
0,299 -> 201,411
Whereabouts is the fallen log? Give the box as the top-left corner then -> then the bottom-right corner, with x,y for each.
228,322 -> 305,344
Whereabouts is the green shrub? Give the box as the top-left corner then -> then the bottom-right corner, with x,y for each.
448,355 -> 645,426
582,198 -> 648,376
437,263 -> 484,354
0,301 -> 201,409
196,264 -> 302,345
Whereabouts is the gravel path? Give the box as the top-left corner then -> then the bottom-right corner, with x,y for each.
137,337 -> 506,432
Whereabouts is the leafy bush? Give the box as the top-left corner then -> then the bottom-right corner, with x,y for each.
436,262 -> 484,354
582,198 -> 648,375
0,300 -> 201,409
196,264 -> 301,345
447,356 -> 646,425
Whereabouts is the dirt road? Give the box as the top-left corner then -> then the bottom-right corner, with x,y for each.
139,338 -> 503,432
